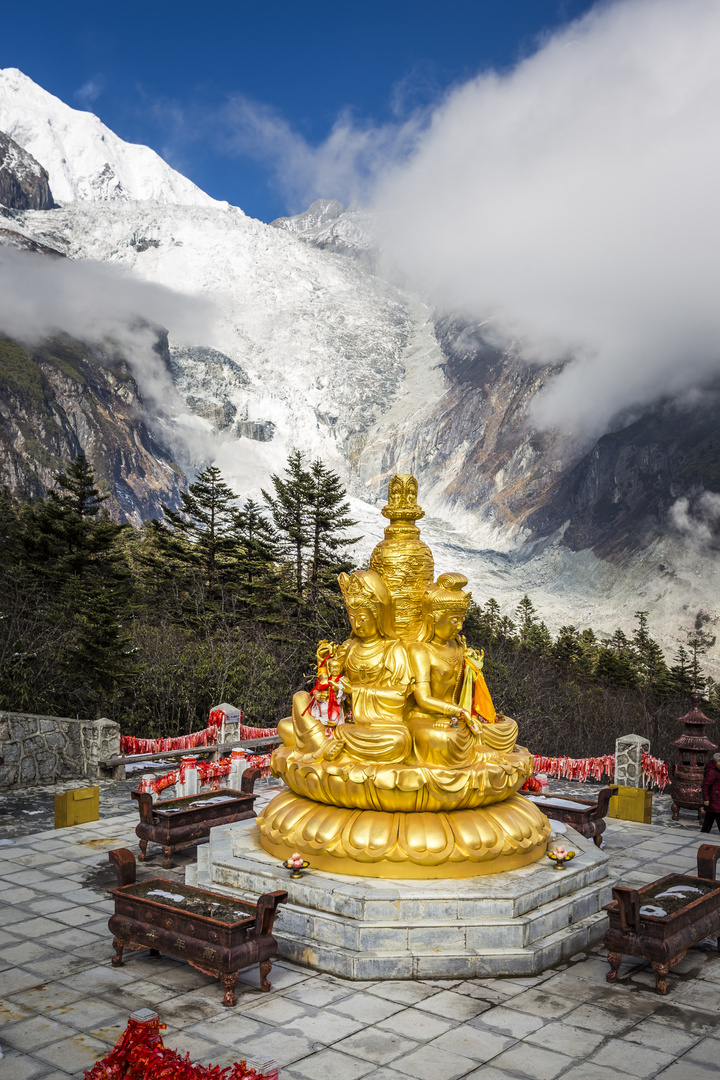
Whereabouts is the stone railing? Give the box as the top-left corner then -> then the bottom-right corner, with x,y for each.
0,711 -> 120,790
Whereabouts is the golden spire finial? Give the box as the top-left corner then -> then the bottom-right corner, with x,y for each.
381,474 -> 424,524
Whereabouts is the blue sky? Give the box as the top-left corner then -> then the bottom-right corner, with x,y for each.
2,0 -> 596,221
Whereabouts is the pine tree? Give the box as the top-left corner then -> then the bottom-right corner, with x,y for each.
632,611 -> 669,694
262,451 -> 312,597
306,459 -> 359,591
233,498 -> 282,620
162,466 -> 239,598
669,645 -> 694,695
21,453 -> 133,709
687,636 -> 708,694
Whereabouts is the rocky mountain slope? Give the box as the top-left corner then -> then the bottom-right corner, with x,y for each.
0,330 -> 184,523
0,130 -> 55,211
0,68 -> 717,663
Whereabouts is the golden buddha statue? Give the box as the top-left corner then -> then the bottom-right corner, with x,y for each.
258,475 -> 550,878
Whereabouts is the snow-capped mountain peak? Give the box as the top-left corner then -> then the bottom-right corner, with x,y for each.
0,68 -> 228,209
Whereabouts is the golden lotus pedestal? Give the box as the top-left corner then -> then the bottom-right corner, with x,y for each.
257,790 -> 550,879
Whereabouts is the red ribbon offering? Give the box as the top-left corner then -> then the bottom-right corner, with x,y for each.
84,1013 -> 272,1080
529,752 -> 669,791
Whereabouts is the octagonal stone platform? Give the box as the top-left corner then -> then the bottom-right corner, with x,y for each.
188,817 -> 612,980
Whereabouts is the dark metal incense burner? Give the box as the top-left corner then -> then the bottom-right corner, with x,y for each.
107,848 -> 287,1006
527,786 -> 618,847
667,694 -> 717,821
604,843 -> 720,994
132,769 -> 259,867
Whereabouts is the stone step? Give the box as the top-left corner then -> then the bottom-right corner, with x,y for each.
189,819 -> 611,979
267,908 -> 609,980
193,860 -> 609,952
202,821 -> 609,922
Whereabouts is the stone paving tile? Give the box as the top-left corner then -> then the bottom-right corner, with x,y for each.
185,1011 -> 264,1044
330,991 -> 406,1024
284,977 -> 357,1007
655,1064 -> 717,1079
486,1043 -> 575,1079
560,1066 -> 637,1080
376,1006 -> 455,1042
390,1043 -> 478,1080
561,1001 -> 648,1035
469,1004 -> 544,1039
227,1028 -> 316,1067
335,1027 -> 420,1066
12,917 -> 70,938
366,980 -> 439,1005
240,994 -> 310,1024
8,982 -> 86,1013
0,1050 -> 51,1079
501,985 -> 578,1018
44,995 -> 126,1031
589,1037 -> 676,1076
525,1018 -> 606,1055
32,1032 -> 110,1073
622,1017 -> 703,1055
285,1047 -> 376,1080
679,1035 -> 720,1066
3,1014 -> 79,1053
0,997 -> 34,1023
289,1010 -> 368,1044
430,1023 -> 514,1062
414,988 -> 489,1021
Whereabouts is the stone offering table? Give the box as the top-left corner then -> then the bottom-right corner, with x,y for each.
526,787 -> 618,847
604,843 -> 720,994
132,770 -> 259,868
107,848 -> 287,1006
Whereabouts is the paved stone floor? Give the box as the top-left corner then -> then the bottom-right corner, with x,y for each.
1,781 -> 720,1079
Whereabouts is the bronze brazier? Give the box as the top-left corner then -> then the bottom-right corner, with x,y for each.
604,843 -> 720,994
132,769 -> 259,868
527,786 -> 618,847
108,848 -> 287,1006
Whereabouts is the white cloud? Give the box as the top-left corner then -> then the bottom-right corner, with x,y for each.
0,246 -> 216,459
670,491 -> 720,550
236,0 -> 720,438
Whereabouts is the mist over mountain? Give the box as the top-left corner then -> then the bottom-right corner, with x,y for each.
0,64 -> 717,668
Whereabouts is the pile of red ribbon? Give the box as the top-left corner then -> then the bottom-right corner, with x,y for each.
83,1013 -> 272,1080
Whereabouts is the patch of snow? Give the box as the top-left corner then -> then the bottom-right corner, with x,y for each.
147,889 -> 186,903
639,905 -> 667,918
0,68 -> 224,208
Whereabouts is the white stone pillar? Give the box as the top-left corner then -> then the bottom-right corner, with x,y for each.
614,734 -> 650,788
229,748 -> 247,789
181,755 -> 199,796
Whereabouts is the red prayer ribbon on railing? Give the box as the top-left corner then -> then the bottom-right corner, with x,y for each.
120,715 -> 277,757
530,752 -> 669,791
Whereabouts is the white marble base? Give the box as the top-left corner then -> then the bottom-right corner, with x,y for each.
189,817 -> 612,980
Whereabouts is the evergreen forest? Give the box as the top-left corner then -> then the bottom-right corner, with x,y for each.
0,452 -> 717,760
